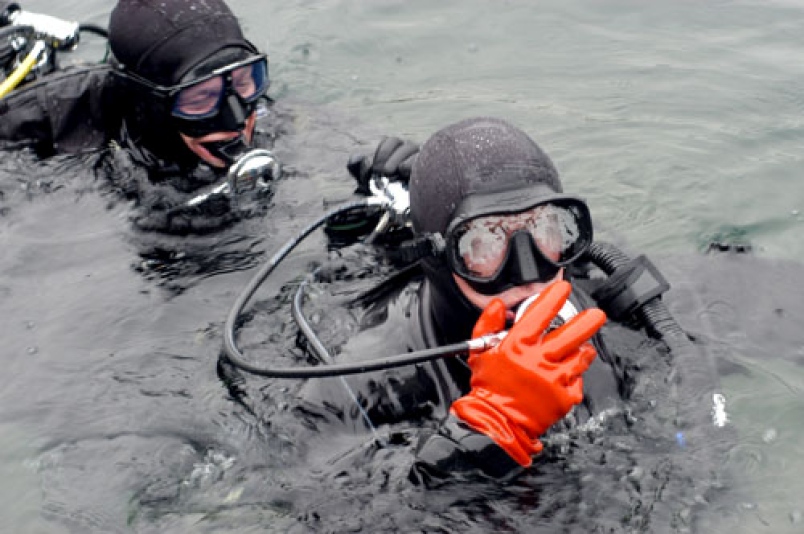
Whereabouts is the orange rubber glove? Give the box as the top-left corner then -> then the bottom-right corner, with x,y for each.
450,281 -> 607,467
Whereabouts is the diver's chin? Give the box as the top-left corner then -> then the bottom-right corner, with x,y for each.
179,114 -> 258,167
181,132 -> 247,168
454,271 -> 564,320
181,134 -> 227,167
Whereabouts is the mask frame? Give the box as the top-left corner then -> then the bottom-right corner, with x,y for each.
112,53 -> 269,138
441,188 -> 593,295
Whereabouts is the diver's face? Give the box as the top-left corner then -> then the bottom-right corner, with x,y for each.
171,54 -> 269,167
453,269 -> 564,322
179,111 -> 257,168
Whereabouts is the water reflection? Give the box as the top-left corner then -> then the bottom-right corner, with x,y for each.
4,0 -> 804,529
1,133 -> 796,533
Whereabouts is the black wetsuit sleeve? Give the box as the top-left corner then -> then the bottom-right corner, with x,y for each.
412,414 -> 522,483
0,64 -> 114,155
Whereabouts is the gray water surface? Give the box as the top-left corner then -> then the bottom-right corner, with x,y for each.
2,1 -> 803,532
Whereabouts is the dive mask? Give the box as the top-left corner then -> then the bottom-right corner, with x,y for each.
443,191 -> 593,295
116,53 -> 269,138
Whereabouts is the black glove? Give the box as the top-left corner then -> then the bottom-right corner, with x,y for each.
347,136 -> 419,195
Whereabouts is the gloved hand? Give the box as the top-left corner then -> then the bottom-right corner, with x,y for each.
450,281 -> 607,467
347,136 -> 419,195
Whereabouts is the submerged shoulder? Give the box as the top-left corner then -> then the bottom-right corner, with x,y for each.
0,63 -> 117,155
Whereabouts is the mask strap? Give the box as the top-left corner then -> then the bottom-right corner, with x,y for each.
390,234 -> 445,264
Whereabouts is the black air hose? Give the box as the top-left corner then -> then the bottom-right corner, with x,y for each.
585,241 -> 688,343
78,23 -> 108,38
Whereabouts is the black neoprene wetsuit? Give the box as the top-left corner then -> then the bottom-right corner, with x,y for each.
294,261 -> 660,482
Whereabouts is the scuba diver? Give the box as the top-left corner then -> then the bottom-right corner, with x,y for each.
365,117 -> 610,476
222,117 -> 703,484
0,0 -> 280,234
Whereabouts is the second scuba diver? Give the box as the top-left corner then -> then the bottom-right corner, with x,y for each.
0,0 -> 279,234
281,117 -> 676,480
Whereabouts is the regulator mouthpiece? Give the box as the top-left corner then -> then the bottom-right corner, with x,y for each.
182,149 -> 279,210
468,291 -> 580,352
514,291 -> 579,327
227,148 -> 281,195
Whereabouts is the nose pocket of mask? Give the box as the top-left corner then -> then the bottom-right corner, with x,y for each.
217,93 -> 247,130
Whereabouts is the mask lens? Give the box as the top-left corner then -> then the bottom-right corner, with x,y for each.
173,76 -> 225,118
453,202 -> 587,280
455,220 -> 508,278
171,57 -> 269,119
232,59 -> 268,101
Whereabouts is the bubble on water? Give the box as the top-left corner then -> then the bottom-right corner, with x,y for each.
185,449 -> 236,487
627,466 -> 644,481
712,393 -> 728,427
224,487 -> 243,503
26,346 -> 38,355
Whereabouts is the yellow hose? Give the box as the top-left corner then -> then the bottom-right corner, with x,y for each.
0,40 -> 46,98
